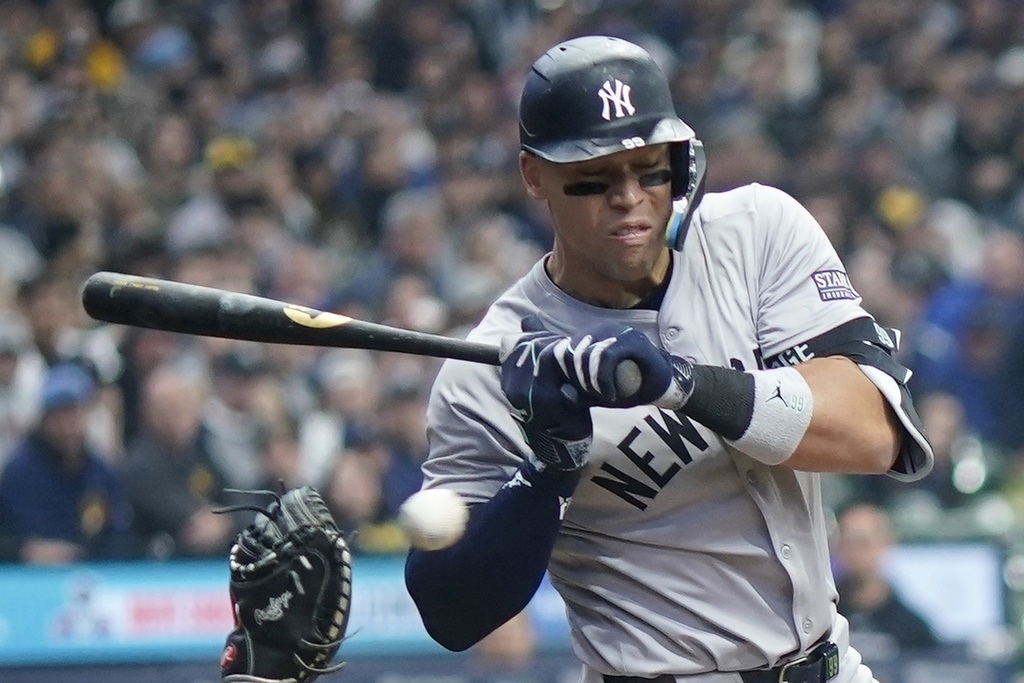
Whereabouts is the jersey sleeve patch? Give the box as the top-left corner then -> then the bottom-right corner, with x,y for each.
811,269 -> 859,302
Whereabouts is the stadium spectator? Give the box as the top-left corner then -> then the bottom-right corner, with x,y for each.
325,440 -> 406,554
198,346 -> 273,491
908,229 -> 1024,442
835,503 -> 939,657
300,348 -> 381,489
0,362 -> 133,563
992,316 -> 1024,461
120,363 -> 236,559
165,133 -> 262,254
377,377 -> 431,519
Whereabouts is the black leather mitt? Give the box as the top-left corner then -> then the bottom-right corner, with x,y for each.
220,486 -> 353,682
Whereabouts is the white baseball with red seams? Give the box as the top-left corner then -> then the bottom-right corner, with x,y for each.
399,488 -> 469,551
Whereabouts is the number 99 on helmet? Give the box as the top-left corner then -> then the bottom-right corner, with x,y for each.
518,35 -> 707,250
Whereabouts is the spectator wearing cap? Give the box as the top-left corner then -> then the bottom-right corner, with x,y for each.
165,133 -> 262,254
0,363 -> 133,564
22,6 -> 126,94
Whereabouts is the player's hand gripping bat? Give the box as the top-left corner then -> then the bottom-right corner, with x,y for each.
80,271 -> 643,397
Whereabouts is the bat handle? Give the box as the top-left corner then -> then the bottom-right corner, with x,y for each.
614,359 -> 642,399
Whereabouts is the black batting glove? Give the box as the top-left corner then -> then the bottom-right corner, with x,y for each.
548,323 -> 696,409
499,317 -> 594,473
506,316 -> 696,411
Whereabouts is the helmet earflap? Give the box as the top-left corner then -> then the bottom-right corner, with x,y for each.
666,140 -> 707,250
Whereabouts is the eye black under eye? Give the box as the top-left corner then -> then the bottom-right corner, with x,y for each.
563,180 -> 609,196
638,169 -> 672,188
562,169 -> 672,196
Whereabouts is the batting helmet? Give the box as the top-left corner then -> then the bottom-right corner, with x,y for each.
518,36 -> 706,249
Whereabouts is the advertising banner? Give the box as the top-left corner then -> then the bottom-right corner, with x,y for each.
0,557 -> 571,666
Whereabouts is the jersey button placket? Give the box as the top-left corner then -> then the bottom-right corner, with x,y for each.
801,618 -> 814,633
780,543 -> 792,559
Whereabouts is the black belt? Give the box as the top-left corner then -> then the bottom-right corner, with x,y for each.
602,640 -> 840,683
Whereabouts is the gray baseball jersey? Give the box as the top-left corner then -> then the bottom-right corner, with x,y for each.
421,183 -> 933,678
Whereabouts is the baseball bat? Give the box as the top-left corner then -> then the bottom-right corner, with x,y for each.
80,272 -> 642,397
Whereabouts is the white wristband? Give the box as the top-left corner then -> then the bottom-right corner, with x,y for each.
727,366 -> 813,465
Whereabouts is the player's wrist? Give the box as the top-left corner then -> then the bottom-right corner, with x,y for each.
728,366 -> 813,465
513,455 -> 584,497
679,365 -> 813,465
525,424 -> 592,471
649,354 -> 697,408
675,365 -> 754,436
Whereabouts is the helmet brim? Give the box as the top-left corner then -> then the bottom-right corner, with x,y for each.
521,117 -> 695,164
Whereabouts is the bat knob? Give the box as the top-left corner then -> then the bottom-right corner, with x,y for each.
614,360 -> 642,399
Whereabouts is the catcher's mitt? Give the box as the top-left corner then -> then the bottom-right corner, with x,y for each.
219,485 -> 353,682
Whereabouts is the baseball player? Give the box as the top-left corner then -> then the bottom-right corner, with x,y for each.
405,36 -> 933,683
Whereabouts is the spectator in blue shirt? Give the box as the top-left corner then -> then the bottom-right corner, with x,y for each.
0,363 -> 133,564
908,230 -> 1024,441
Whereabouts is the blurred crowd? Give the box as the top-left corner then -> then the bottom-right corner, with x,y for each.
0,0 -> 1022,566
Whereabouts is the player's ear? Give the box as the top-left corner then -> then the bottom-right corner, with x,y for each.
519,151 -> 547,201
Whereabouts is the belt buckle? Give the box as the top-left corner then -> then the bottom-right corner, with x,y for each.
775,641 -> 840,683
775,652 -> 810,683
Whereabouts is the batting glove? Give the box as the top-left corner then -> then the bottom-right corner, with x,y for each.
499,318 -> 595,473
552,323 -> 696,409
537,318 -> 696,410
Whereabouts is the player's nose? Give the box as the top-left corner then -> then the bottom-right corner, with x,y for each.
606,173 -> 643,209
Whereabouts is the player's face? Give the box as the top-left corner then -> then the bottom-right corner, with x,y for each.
520,144 -> 674,307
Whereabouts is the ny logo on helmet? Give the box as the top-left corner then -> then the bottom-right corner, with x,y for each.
598,79 -> 635,121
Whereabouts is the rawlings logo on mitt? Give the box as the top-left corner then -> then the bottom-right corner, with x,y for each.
218,485 -> 353,682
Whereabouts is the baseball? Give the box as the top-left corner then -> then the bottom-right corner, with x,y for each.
398,488 -> 469,551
